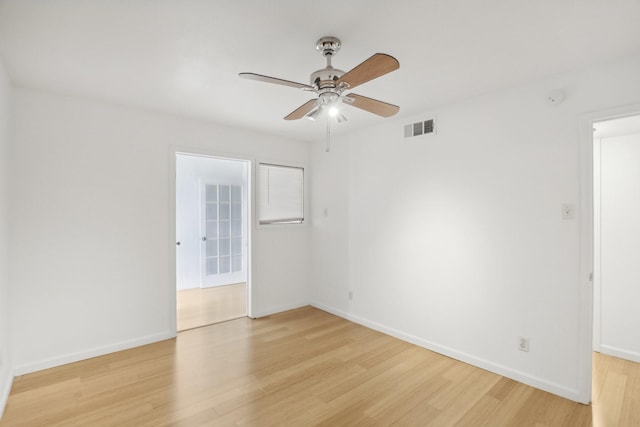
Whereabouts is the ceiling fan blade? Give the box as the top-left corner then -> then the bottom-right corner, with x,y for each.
345,93 -> 399,117
336,53 -> 399,90
239,72 -> 315,90
284,99 -> 319,120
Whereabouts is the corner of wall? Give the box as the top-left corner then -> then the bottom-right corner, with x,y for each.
0,366 -> 14,421
0,55 -> 14,421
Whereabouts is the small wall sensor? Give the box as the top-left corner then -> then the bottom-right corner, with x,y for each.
547,89 -> 565,105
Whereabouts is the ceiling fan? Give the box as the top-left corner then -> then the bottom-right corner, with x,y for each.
239,36 -> 400,122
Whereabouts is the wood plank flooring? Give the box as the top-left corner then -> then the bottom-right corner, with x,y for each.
1,306 -> 639,426
177,283 -> 247,331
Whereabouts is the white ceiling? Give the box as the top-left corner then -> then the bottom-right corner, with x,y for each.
1,0 -> 639,142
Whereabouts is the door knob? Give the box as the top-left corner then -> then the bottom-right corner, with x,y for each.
202,236 -> 207,241
176,241 -> 181,246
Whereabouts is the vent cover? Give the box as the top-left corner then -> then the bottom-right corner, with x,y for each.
404,119 -> 435,138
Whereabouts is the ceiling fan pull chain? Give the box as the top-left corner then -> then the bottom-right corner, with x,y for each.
326,115 -> 331,153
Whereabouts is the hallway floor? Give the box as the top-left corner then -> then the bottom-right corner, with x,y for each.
176,283 -> 246,331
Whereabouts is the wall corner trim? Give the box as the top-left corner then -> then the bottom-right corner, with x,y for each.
0,367 -> 14,421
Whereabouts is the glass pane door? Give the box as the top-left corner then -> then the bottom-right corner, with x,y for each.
201,183 -> 246,287
204,184 -> 218,275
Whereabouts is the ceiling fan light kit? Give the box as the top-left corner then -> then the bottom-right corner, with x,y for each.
239,36 -> 400,124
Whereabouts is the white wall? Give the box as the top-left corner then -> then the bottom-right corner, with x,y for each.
176,154 -> 248,290
9,88 -> 311,375
596,131 -> 640,362
310,53 -> 640,401
310,136 -> 350,312
0,58 -> 12,419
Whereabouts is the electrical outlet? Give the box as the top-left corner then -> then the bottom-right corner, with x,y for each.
348,291 -> 353,301
518,337 -> 530,352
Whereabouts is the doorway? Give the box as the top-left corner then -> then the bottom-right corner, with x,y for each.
592,114 -> 640,361
577,108 -> 640,405
576,104 -> 640,404
175,153 -> 250,331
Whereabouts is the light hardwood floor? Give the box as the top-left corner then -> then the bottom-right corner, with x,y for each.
177,283 -> 247,331
1,306 -> 638,426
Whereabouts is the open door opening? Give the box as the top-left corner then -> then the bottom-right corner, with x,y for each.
175,153 -> 251,331
592,114 -> 640,362
582,112 -> 640,418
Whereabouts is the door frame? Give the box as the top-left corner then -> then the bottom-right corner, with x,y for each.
169,146 -> 253,336
577,103 -> 640,403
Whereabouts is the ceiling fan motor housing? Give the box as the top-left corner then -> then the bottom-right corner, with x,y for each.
310,67 -> 345,88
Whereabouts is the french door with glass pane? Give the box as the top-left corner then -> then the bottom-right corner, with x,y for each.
201,183 -> 246,287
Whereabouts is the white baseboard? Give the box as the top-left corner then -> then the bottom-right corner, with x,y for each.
13,331 -> 175,376
599,345 -> 640,363
0,366 -> 13,421
11,300 -> 310,378
251,301 -> 309,319
311,301 -> 580,403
